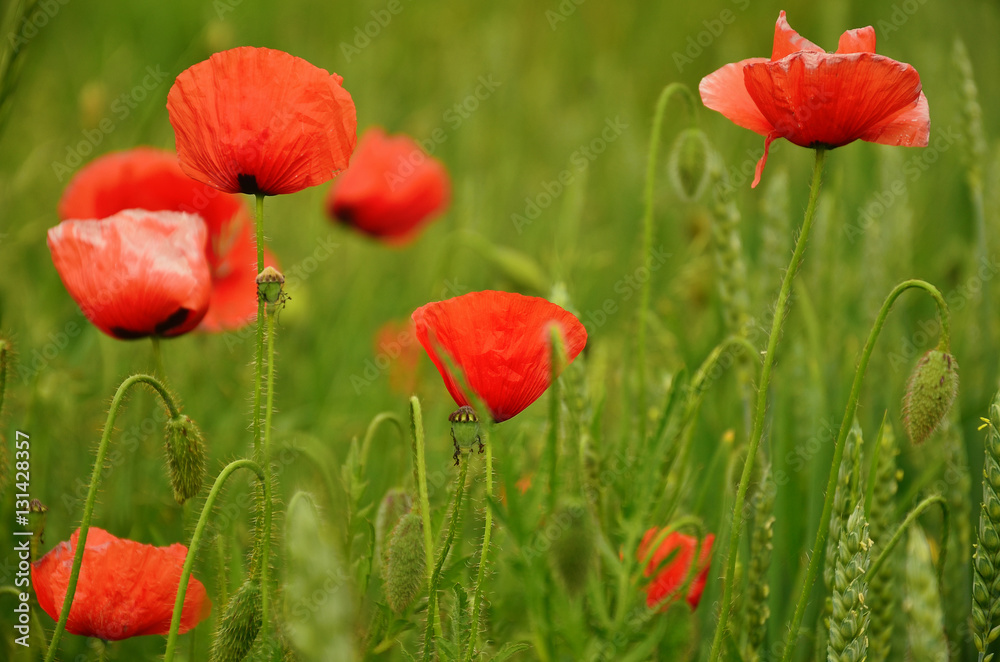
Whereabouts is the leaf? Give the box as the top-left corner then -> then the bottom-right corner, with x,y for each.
489,642 -> 531,661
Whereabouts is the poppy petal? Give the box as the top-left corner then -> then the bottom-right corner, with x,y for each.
771,10 -> 823,60
168,47 -> 357,196
412,291 -> 587,423
638,529 -> 715,611
327,127 -> 451,243
48,210 -> 211,339
836,26 -> 877,54
699,58 -> 773,137
860,91 -> 930,147
32,528 -> 211,641
744,51 -> 922,148
751,131 -> 780,189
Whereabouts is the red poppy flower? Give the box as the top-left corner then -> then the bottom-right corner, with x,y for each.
32,528 -> 211,640
412,290 -> 587,423
58,147 -> 276,331
638,529 -> 714,611
699,11 -> 929,187
48,210 -> 211,340
327,127 -> 450,243
167,46 -> 357,196
373,318 -> 421,395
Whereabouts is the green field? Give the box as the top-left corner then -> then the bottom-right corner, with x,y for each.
2,0 -> 1000,660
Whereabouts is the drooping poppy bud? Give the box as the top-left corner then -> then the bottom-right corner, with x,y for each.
211,576 -> 262,662
32,528 -> 211,640
375,489 -> 413,570
902,349 -> 959,445
383,511 -> 425,613
164,415 -> 207,505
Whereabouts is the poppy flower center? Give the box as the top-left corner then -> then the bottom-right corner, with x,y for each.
237,173 -> 264,196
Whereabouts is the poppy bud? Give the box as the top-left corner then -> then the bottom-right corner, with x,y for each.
549,499 -> 595,595
211,576 -> 262,662
164,415 -> 207,505
375,489 -> 413,570
667,128 -> 711,202
255,266 -> 285,306
902,349 -> 959,445
383,511 -> 425,613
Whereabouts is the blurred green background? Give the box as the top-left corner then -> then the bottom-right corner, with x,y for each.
1,0 -> 999,659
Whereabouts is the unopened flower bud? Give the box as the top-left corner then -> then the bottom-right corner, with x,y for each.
256,266 -> 285,306
668,128 -> 711,202
164,415 -> 207,504
375,489 -> 413,570
903,349 -> 959,445
383,511 -> 425,613
211,577 -> 262,662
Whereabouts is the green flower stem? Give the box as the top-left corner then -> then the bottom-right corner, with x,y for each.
253,193 -> 265,458
0,338 -> 8,416
164,459 -> 269,662
778,278 -> 951,662
466,425 -> 494,662
546,326 -> 566,516
44,374 -> 178,662
259,306 -> 278,638
360,412 -> 405,472
408,397 -> 436,628
151,336 -> 164,377
424,454 -> 470,659
866,494 -> 948,584
708,148 -> 826,661
637,83 -> 699,444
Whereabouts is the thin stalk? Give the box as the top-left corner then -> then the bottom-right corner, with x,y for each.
778,279 -> 950,662
465,425 -> 494,662
637,83 -> 699,444
0,338 -> 8,416
546,327 -> 565,516
151,336 -> 164,377
408,397 -> 436,627
164,458 -> 268,662
708,148 -> 827,661
259,307 -> 277,638
253,193 -> 265,458
866,494 -> 948,583
360,412 -> 405,472
44,374 -> 178,662
423,455 -> 470,659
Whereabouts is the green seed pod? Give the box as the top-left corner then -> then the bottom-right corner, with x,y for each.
375,488 -> 413,570
383,511 -> 425,613
548,499 -> 595,596
164,414 -> 207,504
211,577 -> 263,662
667,128 -> 711,202
256,266 -> 285,306
902,349 -> 959,445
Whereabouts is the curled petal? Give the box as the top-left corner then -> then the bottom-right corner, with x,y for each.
836,26 -> 877,54
699,58 -> 773,137
771,10 -> 823,60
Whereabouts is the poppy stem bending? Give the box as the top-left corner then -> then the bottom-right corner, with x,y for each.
865,494 -> 948,585
708,148 -> 826,662
778,278 -> 951,662
637,83 -> 698,446
408,397 -> 438,634
163,458 -> 269,662
465,425 -> 493,662
43,373 -> 180,662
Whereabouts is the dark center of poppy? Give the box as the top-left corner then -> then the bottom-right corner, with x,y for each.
110,308 -> 192,340
237,173 -> 265,196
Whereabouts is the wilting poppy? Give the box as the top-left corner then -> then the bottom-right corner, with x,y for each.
412,290 -> 587,423
638,529 -> 714,611
48,210 -> 211,340
699,11 -> 929,187
58,147 -> 275,331
32,527 -> 211,640
327,127 -> 450,242
167,46 -> 357,196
